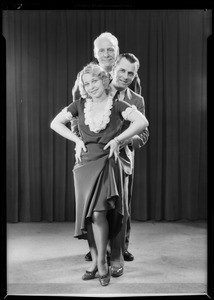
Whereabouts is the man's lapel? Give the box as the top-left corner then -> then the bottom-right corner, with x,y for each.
124,88 -> 132,104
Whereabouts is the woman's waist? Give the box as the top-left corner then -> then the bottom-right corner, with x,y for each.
83,142 -> 133,159
84,141 -> 108,152
76,142 -> 132,172
79,143 -> 109,163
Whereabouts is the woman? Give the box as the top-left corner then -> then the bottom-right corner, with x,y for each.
50,63 -> 149,286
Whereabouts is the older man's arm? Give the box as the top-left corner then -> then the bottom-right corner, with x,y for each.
121,95 -> 149,150
120,127 -> 149,149
70,73 -> 82,137
131,127 -> 149,149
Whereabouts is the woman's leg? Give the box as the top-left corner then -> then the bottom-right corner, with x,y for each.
92,211 -> 109,276
86,222 -> 97,272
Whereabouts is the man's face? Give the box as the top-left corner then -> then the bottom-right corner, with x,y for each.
95,38 -> 118,70
112,57 -> 137,91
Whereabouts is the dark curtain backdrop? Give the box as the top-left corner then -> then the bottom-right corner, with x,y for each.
3,9 -> 211,222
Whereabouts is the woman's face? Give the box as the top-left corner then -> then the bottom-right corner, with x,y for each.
82,73 -> 105,99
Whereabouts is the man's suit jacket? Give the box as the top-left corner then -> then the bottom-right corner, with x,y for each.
120,88 -> 149,149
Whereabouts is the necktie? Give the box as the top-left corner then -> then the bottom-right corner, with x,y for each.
113,90 -> 120,101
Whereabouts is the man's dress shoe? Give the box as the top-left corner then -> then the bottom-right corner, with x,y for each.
123,250 -> 134,261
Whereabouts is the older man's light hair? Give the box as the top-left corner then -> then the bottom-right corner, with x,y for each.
94,32 -> 119,59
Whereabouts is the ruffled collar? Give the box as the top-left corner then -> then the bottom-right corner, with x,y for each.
84,95 -> 113,133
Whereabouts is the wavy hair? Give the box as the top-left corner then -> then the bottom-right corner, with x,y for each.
78,63 -> 110,98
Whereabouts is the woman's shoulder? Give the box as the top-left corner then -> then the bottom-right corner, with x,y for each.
67,97 -> 86,113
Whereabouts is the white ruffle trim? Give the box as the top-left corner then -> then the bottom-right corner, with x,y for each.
61,107 -> 73,121
121,105 -> 137,120
84,96 -> 113,133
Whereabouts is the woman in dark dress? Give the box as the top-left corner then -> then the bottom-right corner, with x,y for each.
50,63 -> 149,286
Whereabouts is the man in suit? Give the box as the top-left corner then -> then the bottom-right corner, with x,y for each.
71,32 -> 149,266
109,52 -> 148,276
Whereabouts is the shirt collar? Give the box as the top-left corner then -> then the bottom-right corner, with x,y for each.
109,82 -> 128,101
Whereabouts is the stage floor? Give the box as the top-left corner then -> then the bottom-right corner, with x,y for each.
6,220 -> 207,297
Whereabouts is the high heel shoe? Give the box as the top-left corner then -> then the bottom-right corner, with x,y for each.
99,266 -> 111,286
82,267 -> 98,280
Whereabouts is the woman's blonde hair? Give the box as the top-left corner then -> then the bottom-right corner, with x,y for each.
79,63 -> 110,98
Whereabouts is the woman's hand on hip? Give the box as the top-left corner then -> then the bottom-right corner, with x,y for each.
103,139 -> 120,163
75,140 -> 87,163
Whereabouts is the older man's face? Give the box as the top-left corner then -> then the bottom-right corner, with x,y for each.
95,38 -> 118,70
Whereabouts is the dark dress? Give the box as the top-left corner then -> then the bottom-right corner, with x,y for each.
66,96 -> 134,239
